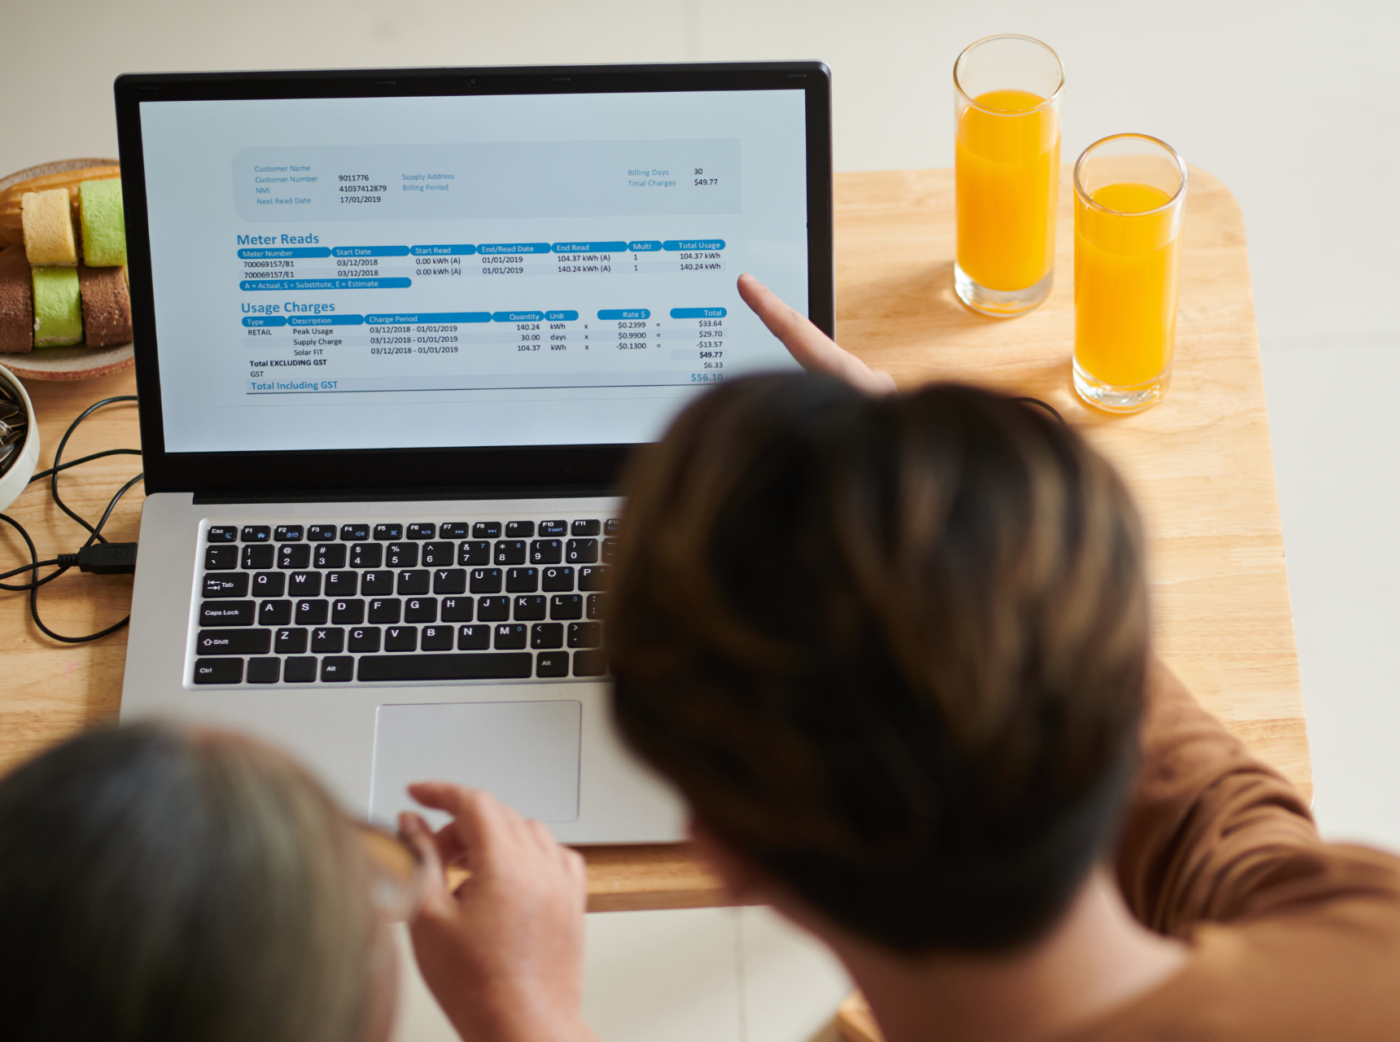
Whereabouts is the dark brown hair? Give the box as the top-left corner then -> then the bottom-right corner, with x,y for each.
0,723 -> 379,1042
608,375 -> 1148,952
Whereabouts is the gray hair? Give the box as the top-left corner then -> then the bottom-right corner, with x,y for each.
0,723 -> 379,1042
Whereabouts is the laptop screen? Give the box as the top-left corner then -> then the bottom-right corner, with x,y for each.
137,88 -> 809,457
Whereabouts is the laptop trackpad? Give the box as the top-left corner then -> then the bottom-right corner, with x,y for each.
370,700 -> 581,824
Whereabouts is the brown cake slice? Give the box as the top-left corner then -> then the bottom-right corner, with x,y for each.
0,246 -> 33,353
77,264 -> 132,347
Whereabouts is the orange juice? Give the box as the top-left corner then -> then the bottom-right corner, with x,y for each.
955,89 -> 1060,292
1073,182 -> 1181,388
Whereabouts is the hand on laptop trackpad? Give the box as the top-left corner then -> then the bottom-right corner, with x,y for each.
370,700 -> 582,825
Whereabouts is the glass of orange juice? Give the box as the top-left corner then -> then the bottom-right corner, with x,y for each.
1072,133 -> 1188,413
954,35 -> 1064,317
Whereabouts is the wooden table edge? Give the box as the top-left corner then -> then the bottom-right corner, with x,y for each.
577,843 -> 734,913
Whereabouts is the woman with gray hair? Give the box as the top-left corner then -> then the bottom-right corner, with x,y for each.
0,723 -> 598,1042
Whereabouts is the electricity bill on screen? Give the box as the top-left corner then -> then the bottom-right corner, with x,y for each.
139,91 -> 809,454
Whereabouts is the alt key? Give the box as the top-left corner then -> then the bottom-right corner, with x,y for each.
321,656 -> 355,682
536,651 -> 569,678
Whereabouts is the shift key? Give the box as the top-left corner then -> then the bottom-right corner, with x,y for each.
196,628 -> 272,656
199,600 -> 255,627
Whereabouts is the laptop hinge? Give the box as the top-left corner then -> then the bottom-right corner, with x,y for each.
192,483 -> 615,505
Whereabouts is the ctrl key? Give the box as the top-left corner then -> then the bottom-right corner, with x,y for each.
193,658 -> 243,685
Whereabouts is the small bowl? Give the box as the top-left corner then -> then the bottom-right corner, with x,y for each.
0,364 -> 39,513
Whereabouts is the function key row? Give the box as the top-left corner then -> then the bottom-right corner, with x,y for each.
207,518 -> 620,545
205,539 -> 614,572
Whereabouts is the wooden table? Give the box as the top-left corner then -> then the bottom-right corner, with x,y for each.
0,165 -> 1308,912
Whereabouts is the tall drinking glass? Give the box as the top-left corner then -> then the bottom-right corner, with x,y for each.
1072,134 -> 1187,413
954,35 -> 1064,317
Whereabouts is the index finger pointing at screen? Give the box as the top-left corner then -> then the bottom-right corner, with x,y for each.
737,273 -> 896,396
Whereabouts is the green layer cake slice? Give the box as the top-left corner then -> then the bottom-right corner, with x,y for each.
78,179 -> 126,267
32,266 -> 83,347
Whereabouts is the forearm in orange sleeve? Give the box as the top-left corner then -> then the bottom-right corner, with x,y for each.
1113,656 -> 1318,936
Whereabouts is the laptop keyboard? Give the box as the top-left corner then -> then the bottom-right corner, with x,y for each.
191,516 -> 617,686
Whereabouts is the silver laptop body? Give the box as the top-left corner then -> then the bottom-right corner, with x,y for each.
114,62 -> 834,841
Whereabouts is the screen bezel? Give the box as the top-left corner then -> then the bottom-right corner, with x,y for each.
114,62 -> 834,496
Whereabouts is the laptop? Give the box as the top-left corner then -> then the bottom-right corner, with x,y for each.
115,62 -> 834,842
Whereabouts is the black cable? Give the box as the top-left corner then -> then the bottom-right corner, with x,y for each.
0,514 -> 125,642
48,396 -> 139,542
31,447 -> 142,483
81,472 -> 144,546
0,554 -> 63,587
0,396 -> 141,642
29,559 -> 133,644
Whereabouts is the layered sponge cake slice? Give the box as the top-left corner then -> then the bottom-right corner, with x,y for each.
0,246 -> 32,353
21,188 -> 78,266
78,179 -> 126,267
78,265 -> 131,347
32,266 -> 83,347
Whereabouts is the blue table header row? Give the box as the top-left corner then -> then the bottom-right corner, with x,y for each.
242,309 -> 696,325
239,240 -> 726,259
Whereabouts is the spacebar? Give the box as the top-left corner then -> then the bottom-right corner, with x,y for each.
357,653 -> 534,682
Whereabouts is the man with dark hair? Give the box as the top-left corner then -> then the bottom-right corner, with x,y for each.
609,368 -> 1149,956
594,274 -> 1400,1041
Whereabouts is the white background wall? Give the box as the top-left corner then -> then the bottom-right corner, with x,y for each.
7,0 -> 1399,344
6,3 -> 1400,1039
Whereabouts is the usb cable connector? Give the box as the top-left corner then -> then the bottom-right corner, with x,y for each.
56,543 -> 139,575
